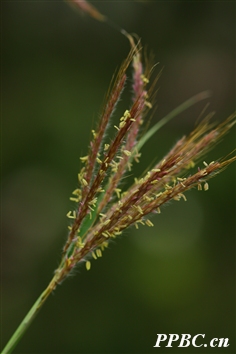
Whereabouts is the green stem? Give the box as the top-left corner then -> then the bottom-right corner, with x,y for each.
1,276 -> 57,354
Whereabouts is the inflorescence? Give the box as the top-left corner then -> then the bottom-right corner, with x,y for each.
53,42 -> 235,285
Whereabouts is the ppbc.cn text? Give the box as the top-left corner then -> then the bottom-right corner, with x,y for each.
154,334 -> 229,348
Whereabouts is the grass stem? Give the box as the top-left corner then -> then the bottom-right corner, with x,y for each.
1,276 -> 57,354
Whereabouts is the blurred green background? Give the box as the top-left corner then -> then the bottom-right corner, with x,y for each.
2,1 -> 235,353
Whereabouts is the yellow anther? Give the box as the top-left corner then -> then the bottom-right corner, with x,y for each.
104,144 -> 110,151
173,195 -> 181,201
187,160 -> 195,169
89,198 -> 97,206
116,208 -> 122,213
96,249 -> 102,258
82,178 -> 88,186
80,156 -> 88,162
165,184 -> 172,190
134,152 -> 141,163
198,183 -> 202,191
101,241 -> 109,251
110,160 -> 117,166
111,166 -> 118,173
86,261 -> 91,271
143,172 -> 150,181
102,232 -> 109,238
69,197 -> 79,202
152,168 -> 161,173
145,219 -> 154,227
177,177 -> 186,181
124,110 -> 131,119
137,206 -> 143,214
72,189 -> 81,196
119,121 -> 126,129
204,182 -> 209,191
145,101 -> 152,109
203,161 -> 208,167
123,150 -> 131,156
76,236 -> 85,248
115,188 -> 122,198
143,195 -> 153,202
179,193 -> 187,201
114,125 -> 120,131
141,74 -> 149,84
92,252 -> 97,260
66,211 -> 76,219
161,159 -> 166,167
91,130 -> 97,138
103,219 -> 111,226
96,157 -> 102,164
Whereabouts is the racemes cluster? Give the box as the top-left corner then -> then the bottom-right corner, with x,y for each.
53,43 -> 235,285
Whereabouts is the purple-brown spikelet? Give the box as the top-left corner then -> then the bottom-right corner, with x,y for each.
55,45 -> 235,285
97,47 -> 156,213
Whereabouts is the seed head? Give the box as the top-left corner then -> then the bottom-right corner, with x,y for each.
54,40 -> 235,284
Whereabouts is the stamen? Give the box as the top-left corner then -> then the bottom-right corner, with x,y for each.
86,261 -> 91,271
80,156 -> 88,162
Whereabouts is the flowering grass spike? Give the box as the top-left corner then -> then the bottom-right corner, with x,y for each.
51,43 -> 235,285
2,39 -> 235,354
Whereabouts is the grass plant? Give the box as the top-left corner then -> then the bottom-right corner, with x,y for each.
1,2 -> 235,353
